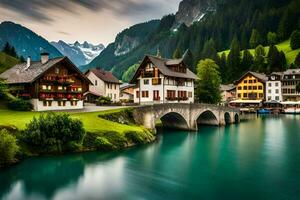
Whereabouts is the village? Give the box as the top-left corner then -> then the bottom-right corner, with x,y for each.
0,51 -> 299,114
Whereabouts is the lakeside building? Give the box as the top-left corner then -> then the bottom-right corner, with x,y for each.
266,72 -> 283,102
220,84 -> 236,104
0,53 -> 90,111
120,83 -> 135,103
130,54 -> 197,104
281,69 -> 300,102
230,71 -> 267,107
85,68 -> 121,103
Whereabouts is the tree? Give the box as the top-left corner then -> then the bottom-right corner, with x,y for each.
277,9 -> 289,40
250,29 -> 261,48
200,38 -> 217,61
241,50 -> 254,71
279,51 -> 287,70
195,59 -> 221,104
2,42 -> 18,58
172,48 -> 182,59
267,45 -> 281,73
254,45 -> 266,72
267,32 -> 277,45
227,37 -> 241,82
290,30 -> 300,50
0,129 -> 19,166
294,52 -> 300,68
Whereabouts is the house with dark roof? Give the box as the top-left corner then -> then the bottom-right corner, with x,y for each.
130,54 -> 198,104
0,53 -> 91,111
85,68 -> 121,102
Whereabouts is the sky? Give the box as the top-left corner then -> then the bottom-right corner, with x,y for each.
0,0 -> 181,46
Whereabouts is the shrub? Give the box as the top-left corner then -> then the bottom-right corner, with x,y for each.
125,131 -> 145,144
95,137 -> 114,150
7,98 -> 32,111
0,129 -> 19,166
97,96 -> 112,106
290,30 -> 300,50
22,113 -> 85,153
102,131 -> 127,149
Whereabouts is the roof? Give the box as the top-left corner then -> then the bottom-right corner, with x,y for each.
131,55 -> 198,83
87,68 -> 121,84
283,69 -> 300,75
235,71 -> 267,84
0,57 -> 90,84
120,83 -> 135,90
220,84 -> 236,91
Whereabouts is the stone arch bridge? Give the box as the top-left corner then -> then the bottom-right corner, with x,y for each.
132,103 -> 240,131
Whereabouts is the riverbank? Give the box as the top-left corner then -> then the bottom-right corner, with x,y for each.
0,105 -> 156,169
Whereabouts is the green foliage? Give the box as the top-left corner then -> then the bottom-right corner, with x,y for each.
0,52 -> 20,74
97,96 -> 112,105
250,29 -> 262,49
94,136 -> 114,151
267,44 -> 284,72
294,52 -> 300,67
122,64 -> 139,82
227,37 -> 241,81
2,42 -> 17,58
0,129 -> 19,166
124,131 -> 148,144
0,78 -> 7,99
200,38 -> 217,61
241,50 -> 254,71
195,59 -> 221,104
7,98 -> 33,111
290,30 -> 300,50
99,109 -> 135,125
172,48 -> 182,59
22,113 -> 85,153
267,32 -> 278,45
254,45 -> 267,72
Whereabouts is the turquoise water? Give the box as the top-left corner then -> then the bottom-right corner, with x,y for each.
1,115 -> 300,200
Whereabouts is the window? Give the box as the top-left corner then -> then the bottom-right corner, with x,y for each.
253,80 -> 257,83
268,83 -> 272,87
275,82 -> 279,87
248,86 -> 252,90
136,91 -> 140,98
249,80 -> 252,83
244,80 -> 247,83
253,86 -> 257,90
114,84 -> 117,90
95,80 -> 97,86
243,93 -> 248,98
258,86 -> 263,90
114,94 -> 116,99
188,92 -> 192,98
167,90 -> 176,99
238,93 -> 241,98
243,86 -> 247,90
58,101 -> 62,106
63,101 -> 66,106
275,89 -> 279,94
268,89 -> 271,94
142,91 -> 149,98
43,101 -> 47,106
55,67 -> 59,74
275,96 -> 280,101
58,86 -> 63,90
268,97 -> 271,100
71,101 -> 77,106
42,85 -> 47,90
238,86 -> 242,90
259,93 -> 263,98
144,79 -> 149,85
153,90 -> 160,100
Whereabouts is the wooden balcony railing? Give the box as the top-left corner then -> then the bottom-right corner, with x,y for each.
152,78 -> 161,85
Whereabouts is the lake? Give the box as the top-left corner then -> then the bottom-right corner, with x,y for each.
1,115 -> 300,200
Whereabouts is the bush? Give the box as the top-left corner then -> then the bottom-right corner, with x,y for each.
96,96 -> 112,106
102,131 -> 127,149
125,131 -> 145,144
0,129 -> 19,166
99,109 -> 135,125
22,113 -> 85,153
94,137 -> 114,150
7,98 -> 33,111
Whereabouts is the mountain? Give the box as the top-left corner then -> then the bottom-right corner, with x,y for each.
0,21 -> 62,61
82,20 -> 160,72
82,0 -> 300,82
51,40 -> 104,66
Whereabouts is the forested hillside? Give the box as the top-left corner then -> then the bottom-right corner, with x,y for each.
85,0 -> 300,82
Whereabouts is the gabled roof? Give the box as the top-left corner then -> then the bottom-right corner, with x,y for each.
0,57 -> 91,84
130,55 -> 198,83
120,83 -> 135,90
86,68 -> 121,84
220,84 -> 236,91
235,71 -> 267,85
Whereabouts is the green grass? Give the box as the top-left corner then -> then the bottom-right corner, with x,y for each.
0,106 -> 146,135
0,52 -> 19,74
219,39 -> 300,65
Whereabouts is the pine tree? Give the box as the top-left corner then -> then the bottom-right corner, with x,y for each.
227,37 -> 241,82
9,46 -> 17,58
254,45 -> 266,73
2,42 -> 11,54
277,9 -> 289,40
290,30 -> 300,50
249,29 -> 261,48
172,48 -> 182,59
294,52 -> 300,68
200,38 -> 217,61
267,32 -> 277,45
279,51 -> 286,71
241,50 -> 254,71
267,44 -> 281,73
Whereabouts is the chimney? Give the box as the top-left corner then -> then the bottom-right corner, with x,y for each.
26,56 -> 31,69
41,52 -> 49,64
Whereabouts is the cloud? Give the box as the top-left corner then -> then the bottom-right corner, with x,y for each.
0,0 -> 176,22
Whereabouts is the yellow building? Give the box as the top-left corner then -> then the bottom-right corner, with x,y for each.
235,71 -> 267,100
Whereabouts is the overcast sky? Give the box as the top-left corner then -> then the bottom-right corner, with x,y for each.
0,0 -> 181,46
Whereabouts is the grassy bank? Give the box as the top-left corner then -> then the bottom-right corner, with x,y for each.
0,105 -> 155,168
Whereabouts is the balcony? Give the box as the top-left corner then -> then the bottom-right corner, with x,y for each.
152,78 -> 161,85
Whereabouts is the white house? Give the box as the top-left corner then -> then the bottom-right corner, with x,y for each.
130,54 -> 198,104
266,72 -> 283,102
85,68 -> 121,102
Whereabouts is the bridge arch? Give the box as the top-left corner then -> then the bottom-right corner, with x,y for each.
234,113 -> 240,123
224,112 -> 232,125
158,112 -> 189,130
196,110 -> 219,126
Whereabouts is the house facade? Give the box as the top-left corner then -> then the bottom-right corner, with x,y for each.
85,68 -> 121,102
120,83 -> 134,103
0,53 -> 90,111
281,69 -> 300,101
220,84 -> 236,103
235,71 -> 267,101
266,72 -> 283,102
130,55 -> 197,104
